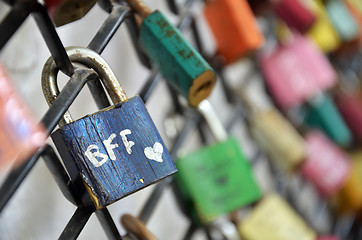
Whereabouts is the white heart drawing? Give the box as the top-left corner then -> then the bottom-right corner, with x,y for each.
144,142 -> 164,163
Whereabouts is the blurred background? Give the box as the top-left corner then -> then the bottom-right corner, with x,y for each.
0,0 -> 361,239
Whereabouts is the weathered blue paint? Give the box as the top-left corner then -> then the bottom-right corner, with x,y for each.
140,10 -> 216,107
51,96 -> 177,208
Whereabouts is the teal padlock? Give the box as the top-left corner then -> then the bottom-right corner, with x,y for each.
303,93 -> 352,147
125,0 -> 216,107
325,0 -> 360,42
175,100 -> 262,223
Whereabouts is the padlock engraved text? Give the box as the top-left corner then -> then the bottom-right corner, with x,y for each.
84,128 -> 163,167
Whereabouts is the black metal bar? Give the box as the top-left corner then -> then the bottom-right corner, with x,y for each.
0,69 -> 98,213
166,0 -> 179,15
125,14 -> 152,69
96,208 -> 123,240
138,71 -> 163,103
41,69 -> 98,132
0,146 -> 44,212
32,3 -> 74,76
88,4 -> 130,55
59,206 -> 92,240
0,1 -> 31,51
165,80 -> 183,115
138,112 -> 201,223
98,0 -> 113,13
190,18 -> 203,56
41,144 -> 78,206
182,222 -> 198,240
86,4 -> 132,110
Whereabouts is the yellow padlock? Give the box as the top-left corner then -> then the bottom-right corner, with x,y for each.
333,151 -> 362,215
238,194 -> 317,240
304,0 -> 341,52
250,108 -> 306,172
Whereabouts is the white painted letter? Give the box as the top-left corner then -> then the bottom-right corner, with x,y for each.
120,129 -> 135,154
84,145 -> 108,167
103,133 -> 119,160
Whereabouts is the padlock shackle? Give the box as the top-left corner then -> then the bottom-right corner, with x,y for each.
197,100 -> 228,142
42,47 -> 128,126
124,0 -> 152,18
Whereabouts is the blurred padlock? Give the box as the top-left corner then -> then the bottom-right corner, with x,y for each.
325,0 -> 360,42
203,0 -> 264,64
304,0 -> 341,52
250,107 -> 306,172
260,34 -> 351,146
260,34 -> 336,110
335,91 -> 362,143
0,63 -> 46,172
346,0 -> 362,14
345,0 -> 362,46
44,0 -> 98,27
317,236 -> 340,240
238,194 -> 317,240
273,0 -> 316,33
125,0 -> 216,107
43,47 -> 177,209
176,100 -> 262,223
303,93 -> 352,147
301,131 -> 351,197
334,151 -> 362,215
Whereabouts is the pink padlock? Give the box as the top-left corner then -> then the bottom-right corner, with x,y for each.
301,131 -> 351,197
317,237 -> 340,240
260,34 -> 336,110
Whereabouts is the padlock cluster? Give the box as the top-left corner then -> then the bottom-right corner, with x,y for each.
0,0 -> 362,239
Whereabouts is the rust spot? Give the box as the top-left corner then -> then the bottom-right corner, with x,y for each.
156,19 -> 168,31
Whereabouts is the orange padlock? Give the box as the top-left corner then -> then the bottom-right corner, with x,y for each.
203,0 -> 264,64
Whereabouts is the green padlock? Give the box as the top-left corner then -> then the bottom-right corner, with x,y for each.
125,0 -> 216,107
176,100 -> 262,223
303,93 -> 352,147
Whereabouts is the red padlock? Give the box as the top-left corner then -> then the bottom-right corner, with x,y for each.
335,91 -> 362,143
203,0 -> 264,64
273,0 -> 316,33
317,237 -> 340,240
0,64 -> 46,172
260,34 -> 336,110
301,131 -> 351,197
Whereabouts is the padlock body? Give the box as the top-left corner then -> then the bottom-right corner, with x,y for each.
176,137 -> 261,223
239,194 -> 317,240
0,64 -> 46,171
45,0 -> 97,27
317,237 -> 340,240
51,96 -> 177,209
303,94 -> 352,147
260,34 -> 336,109
334,151 -> 362,214
140,10 -> 216,107
325,0 -> 359,42
251,109 -> 306,172
301,131 -> 351,197
203,0 -> 264,64
304,0 -> 341,52
336,93 -> 362,143
274,0 -> 315,33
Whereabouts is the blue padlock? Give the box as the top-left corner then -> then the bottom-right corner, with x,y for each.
42,47 -> 177,209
